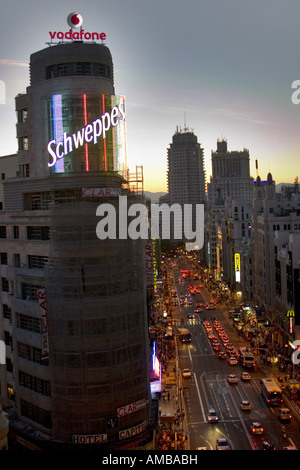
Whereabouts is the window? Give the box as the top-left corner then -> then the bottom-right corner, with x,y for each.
13,226 -> 19,239
18,136 -> 29,151
14,254 -> 21,268
46,62 -> 110,79
20,400 -> 52,428
2,304 -> 11,321
21,283 -> 44,301
16,313 -> 42,333
1,277 -> 9,292
17,109 -> 28,123
28,192 -> 52,210
0,226 -> 7,238
28,255 -> 49,270
0,252 -> 8,265
19,371 -> 51,396
19,164 -> 30,178
27,226 -> 50,240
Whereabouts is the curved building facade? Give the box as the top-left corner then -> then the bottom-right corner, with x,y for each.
0,40 -> 156,449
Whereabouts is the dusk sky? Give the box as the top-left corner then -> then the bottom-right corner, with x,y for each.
0,0 -> 299,192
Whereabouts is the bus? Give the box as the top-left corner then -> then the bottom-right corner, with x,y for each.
261,378 -> 283,406
177,328 -> 192,343
238,347 -> 255,369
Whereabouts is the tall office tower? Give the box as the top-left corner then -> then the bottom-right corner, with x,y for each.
0,33 -> 157,449
167,127 -> 206,206
207,139 -> 253,206
166,128 -> 206,247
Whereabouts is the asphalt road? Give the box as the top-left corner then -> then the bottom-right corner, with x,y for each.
169,262 -> 300,451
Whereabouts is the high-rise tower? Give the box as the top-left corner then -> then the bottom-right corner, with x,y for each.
0,26 -> 156,449
167,128 -> 206,206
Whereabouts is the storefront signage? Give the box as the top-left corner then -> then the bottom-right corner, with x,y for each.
119,421 -> 146,440
73,433 -> 108,444
145,242 -> 154,289
117,399 -> 147,418
82,188 -> 121,198
235,253 -> 241,282
152,239 -> 158,290
37,289 -> 49,360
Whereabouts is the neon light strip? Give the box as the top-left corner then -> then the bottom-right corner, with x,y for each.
52,94 -> 64,173
102,94 -> 107,171
83,94 -> 89,172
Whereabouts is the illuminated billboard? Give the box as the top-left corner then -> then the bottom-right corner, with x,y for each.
235,253 -> 241,283
46,93 -> 126,174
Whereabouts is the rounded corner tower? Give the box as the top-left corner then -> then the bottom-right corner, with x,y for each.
7,33 -> 156,450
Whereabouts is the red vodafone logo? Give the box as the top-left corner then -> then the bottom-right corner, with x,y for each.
49,13 -> 106,42
67,12 -> 83,28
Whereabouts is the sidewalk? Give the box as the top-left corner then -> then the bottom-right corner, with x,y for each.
157,357 -> 190,450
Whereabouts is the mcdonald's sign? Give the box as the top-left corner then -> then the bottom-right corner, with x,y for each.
287,310 -> 295,317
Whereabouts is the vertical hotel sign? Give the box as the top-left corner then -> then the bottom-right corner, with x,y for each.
234,253 -> 241,283
37,289 -> 49,359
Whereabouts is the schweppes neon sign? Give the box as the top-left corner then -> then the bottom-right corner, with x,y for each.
47,99 -> 125,168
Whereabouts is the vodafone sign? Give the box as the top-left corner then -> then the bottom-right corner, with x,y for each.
49,13 -> 106,42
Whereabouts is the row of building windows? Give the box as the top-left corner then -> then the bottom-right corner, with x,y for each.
1,281 -> 45,301
0,226 -> 50,240
45,62 -> 111,79
18,342 -> 46,365
0,254 -> 48,269
53,345 -> 142,369
19,371 -> 51,396
21,399 -> 52,429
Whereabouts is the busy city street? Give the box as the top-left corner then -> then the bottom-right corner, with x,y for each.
156,253 -> 300,451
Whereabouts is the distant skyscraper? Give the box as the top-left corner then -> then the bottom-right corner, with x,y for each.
167,127 -> 206,207
207,139 -> 253,206
166,128 -> 206,247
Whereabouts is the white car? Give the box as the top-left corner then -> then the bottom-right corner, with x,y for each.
240,400 -> 251,411
228,356 -> 238,365
182,368 -> 192,379
207,409 -> 219,422
216,438 -> 231,450
241,372 -> 251,381
228,374 -> 238,384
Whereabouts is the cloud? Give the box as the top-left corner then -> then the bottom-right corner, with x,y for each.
209,107 -> 272,127
0,59 -> 29,67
